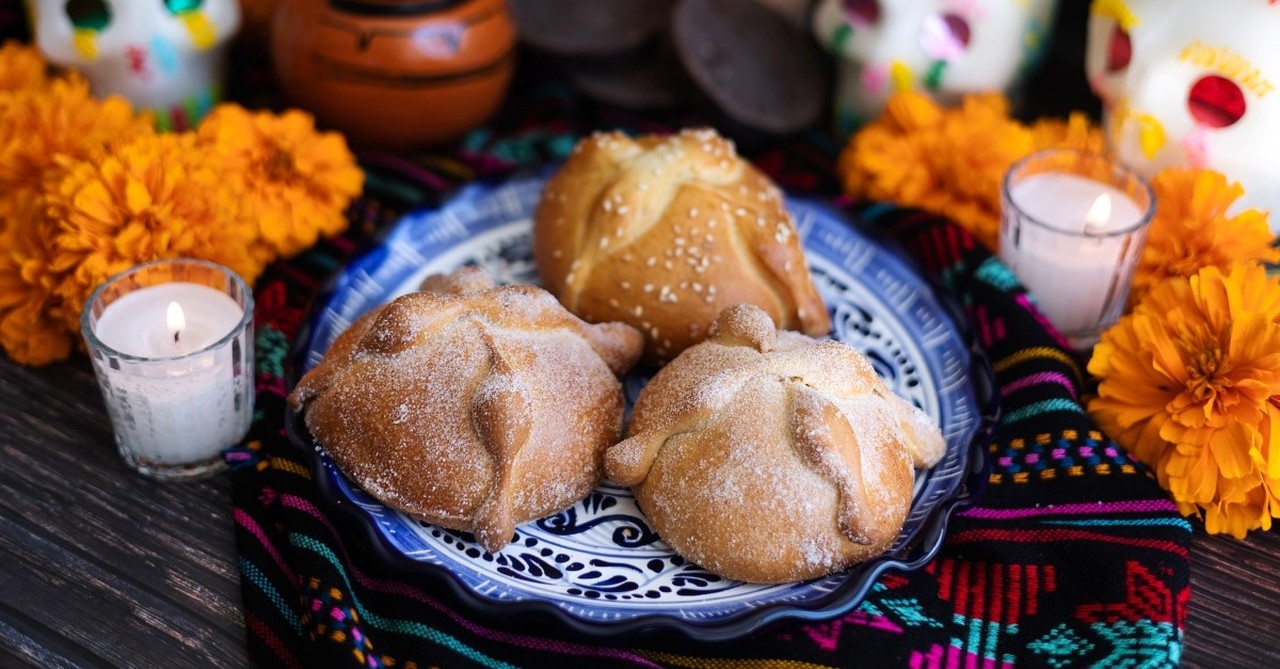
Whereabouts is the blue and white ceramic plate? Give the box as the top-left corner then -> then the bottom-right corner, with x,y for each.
288,175 -> 996,641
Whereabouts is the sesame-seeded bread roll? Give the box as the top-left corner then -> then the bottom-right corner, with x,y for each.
289,266 -> 644,554
605,304 -> 945,584
534,128 -> 830,364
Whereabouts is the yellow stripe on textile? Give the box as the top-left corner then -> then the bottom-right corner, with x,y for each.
635,650 -> 837,669
272,457 -> 313,480
993,347 -> 1083,389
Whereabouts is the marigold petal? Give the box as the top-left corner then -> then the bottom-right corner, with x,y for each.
883,91 -> 943,130
1202,504 -> 1248,539
0,299 -> 73,366
1265,405 -> 1280,480
72,182 -> 116,226
124,178 -> 152,214
1132,170 -> 1277,304
1214,422 -> 1260,479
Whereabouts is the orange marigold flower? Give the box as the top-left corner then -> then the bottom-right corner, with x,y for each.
197,104 -> 363,260
0,72 -> 153,215
1129,168 -> 1278,305
0,40 -> 48,93
45,132 -> 263,332
1088,263 -> 1280,538
837,91 -> 1033,250
0,193 -> 76,366
1029,112 -> 1107,155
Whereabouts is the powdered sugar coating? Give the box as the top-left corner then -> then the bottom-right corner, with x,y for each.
605,304 -> 944,583
289,268 -> 644,553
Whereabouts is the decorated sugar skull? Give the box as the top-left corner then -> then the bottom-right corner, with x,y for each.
811,0 -> 1059,132
1086,0 -> 1280,227
30,0 -> 240,130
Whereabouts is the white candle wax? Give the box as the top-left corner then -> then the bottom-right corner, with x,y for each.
92,282 -> 248,466
1002,173 -> 1145,335
95,282 -> 243,357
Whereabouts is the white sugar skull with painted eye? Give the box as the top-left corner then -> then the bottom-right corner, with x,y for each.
811,0 -> 1059,132
31,0 -> 240,130
1086,0 -> 1280,227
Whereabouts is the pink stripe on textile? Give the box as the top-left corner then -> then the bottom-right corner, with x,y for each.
948,528 -> 1189,559
1014,294 -> 1074,350
246,610 -> 304,669
1000,371 -> 1077,399
959,499 -> 1178,520
278,494 -> 663,667
235,508 -> 300,588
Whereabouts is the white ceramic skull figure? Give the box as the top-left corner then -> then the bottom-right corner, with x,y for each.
30,0 -> 240,130
1086,0 -> 1280,229
811,0 -> 1059,133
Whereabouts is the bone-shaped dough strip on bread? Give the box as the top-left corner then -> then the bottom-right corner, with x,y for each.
468,327 -> 534,553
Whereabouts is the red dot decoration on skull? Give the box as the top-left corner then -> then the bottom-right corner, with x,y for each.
1106,24 -> 1132,73
1188,74 -> 1247,128
843,0 -> 880,27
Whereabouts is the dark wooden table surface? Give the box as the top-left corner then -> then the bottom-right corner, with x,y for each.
1,356 -> 1279,667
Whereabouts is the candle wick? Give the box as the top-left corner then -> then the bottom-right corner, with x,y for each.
166,301 -> 186,347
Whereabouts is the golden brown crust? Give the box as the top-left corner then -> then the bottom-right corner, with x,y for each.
288,267 -> 645,553
604,304 -> 945,583
534,128 -> 830,363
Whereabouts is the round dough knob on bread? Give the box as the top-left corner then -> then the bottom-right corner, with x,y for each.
605,304 -> 945,583
289,266 -> 645,554
533,128 -> 830,364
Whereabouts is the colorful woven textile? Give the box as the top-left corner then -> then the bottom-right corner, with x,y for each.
229,81 -> 1191,668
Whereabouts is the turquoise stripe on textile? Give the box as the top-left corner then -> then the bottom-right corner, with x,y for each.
240,557 -> 303,635
1002,399 -> 1084,424
974,256 -> 1021,292
1044,519 -> 1195,530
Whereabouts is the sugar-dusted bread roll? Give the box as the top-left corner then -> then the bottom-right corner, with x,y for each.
289,267 -> 644,553
534,128 -> 830,364
605,304 -> 945,583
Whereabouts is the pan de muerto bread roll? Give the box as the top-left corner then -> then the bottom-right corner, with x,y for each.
289,267 -> 644,553
605,304 -> 945,583
534,128 -> 830,363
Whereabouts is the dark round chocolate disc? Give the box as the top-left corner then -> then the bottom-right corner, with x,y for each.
569,40 -> 688,109
509,0 -> 675,57
672,0 -> 825,134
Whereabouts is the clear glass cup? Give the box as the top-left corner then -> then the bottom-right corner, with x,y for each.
81,259 -> 255,481
998,149 -> 1155,349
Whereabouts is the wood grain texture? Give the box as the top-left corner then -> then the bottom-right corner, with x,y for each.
0,358 -> 246,668
3,356 -> 1280,666
1185,531 -> 1280,668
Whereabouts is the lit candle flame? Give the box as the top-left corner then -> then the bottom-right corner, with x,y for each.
166,301 -> 186,343
1084,193 -> 1112,234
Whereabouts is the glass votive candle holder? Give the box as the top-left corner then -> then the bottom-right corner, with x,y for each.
999,149 -> 1156,350
81,258 -> 255,481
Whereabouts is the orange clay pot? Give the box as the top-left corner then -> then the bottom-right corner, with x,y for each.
271,0 -> 516,149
